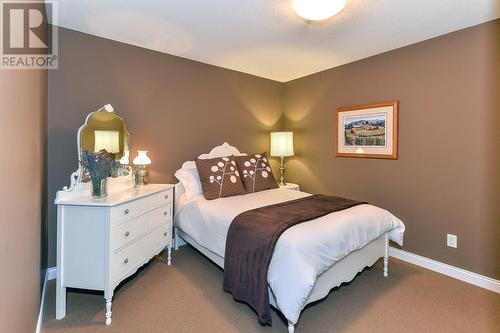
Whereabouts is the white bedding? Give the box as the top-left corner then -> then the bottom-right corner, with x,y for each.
174,188 -> 405,324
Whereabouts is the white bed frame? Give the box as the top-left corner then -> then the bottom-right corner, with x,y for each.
173,143 -> 389,333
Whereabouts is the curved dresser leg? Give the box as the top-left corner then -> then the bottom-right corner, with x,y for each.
288,321 -> 295,333
56,282 -> 66,319
105,297 -> 113,325
167,247 -> 172,266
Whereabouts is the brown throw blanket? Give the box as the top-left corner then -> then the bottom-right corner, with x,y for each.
223,194 -> 366,325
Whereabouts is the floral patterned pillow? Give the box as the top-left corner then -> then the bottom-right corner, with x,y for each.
195,156 -> 245,200
235,153 -> 279,193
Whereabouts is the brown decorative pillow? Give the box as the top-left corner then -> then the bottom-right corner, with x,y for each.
235,153 -> 279,193
195,156 -> 245,200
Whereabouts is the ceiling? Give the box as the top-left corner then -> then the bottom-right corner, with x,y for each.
53,0 -> 500,82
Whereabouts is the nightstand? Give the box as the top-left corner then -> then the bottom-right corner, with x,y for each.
279,183 -> 300,191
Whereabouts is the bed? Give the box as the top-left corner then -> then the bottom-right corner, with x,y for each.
173,143 -> 405,333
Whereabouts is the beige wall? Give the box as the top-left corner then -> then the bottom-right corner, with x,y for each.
0,69 -> 47,331
47,27 -> 283,267
283,19 -> 500,279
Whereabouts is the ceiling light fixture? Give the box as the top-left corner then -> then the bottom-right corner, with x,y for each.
293,0 -> 346,21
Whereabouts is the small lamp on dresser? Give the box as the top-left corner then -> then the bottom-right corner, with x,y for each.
270,131 -> 294,186
133,150 -> 151,187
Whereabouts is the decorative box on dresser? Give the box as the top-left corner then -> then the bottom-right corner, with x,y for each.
55,179 -> 174,325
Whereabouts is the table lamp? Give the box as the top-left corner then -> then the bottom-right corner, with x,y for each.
270,132 -> 294,186
132,150 -> 151,187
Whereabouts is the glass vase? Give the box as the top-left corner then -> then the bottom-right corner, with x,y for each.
91,177 -> 108,198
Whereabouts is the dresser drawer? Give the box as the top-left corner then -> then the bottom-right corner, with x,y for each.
110,188 -> 173,226
112,204 -> 171,252
112,223 -> 171,283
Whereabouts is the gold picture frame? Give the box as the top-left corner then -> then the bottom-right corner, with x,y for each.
336,101 -> 398,159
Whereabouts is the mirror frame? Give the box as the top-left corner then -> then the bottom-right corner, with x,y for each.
63,104 -> 131,192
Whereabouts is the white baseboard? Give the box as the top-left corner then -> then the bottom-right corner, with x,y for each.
389,247 -> 500,294
47,267 -> 57,281
35,269 -> 50,333
175,237 -> 187,248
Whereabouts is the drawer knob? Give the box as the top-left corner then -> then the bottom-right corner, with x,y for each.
124,258 -> 129,264
163,211 -> 168,216
124,209 -> 130,215
124,231 -> 130,237
164,194 -> 169,199
163,231 -> 168,237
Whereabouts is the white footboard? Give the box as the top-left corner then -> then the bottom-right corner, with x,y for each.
305,233 -> 388,304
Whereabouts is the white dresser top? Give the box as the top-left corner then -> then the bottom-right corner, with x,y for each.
55,183 -> 173,207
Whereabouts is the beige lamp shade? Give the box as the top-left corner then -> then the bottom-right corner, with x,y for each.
270,132 -> 294,157
94,130 -> 120,153
133,150 -> 151,165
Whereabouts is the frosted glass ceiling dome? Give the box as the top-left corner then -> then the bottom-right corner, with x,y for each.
293,0 -> 347,21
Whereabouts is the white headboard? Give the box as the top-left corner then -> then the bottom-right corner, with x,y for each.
174,143 -> 246,213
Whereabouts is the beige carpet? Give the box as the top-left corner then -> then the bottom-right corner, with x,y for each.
42,246 -> 500,333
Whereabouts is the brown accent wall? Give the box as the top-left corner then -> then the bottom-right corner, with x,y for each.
47,27 -> 283,267
283,19 -> 500,279
0,71 -> 47,330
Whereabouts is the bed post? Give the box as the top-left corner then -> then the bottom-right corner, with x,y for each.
288,321 -> 295,333
383,233 -> 389,277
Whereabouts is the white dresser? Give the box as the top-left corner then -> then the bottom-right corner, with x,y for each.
55,180 -> 174,325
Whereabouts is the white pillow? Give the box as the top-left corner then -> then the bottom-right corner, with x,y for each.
174,162 -> 202,200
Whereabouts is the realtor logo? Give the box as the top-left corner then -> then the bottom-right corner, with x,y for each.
1,1 -> 57,69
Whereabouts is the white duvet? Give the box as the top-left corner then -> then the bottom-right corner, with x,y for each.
174,188 -> 405,324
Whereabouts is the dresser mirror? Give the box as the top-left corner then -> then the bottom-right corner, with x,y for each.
63,104 -> 131,191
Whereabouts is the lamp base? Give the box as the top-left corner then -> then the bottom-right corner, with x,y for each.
134,166 -> 147,187
279,156 -> 286,186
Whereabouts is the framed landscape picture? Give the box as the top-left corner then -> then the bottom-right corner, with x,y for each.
336,101 -> 398,159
